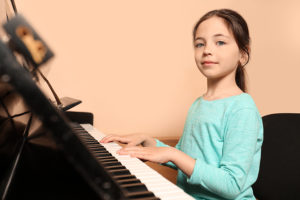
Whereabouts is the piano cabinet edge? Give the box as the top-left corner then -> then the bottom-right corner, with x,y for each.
145,137 -> 179,185
64,111 -> 94,125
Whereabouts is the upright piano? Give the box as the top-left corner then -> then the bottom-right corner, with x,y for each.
0,15 -> 193,200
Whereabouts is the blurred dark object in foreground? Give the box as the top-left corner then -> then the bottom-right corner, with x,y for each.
0,14 -> 127,200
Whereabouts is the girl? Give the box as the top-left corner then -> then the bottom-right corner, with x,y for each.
101,9 -> 263,200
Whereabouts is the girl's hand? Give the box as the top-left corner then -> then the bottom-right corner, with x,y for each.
100,134 -> 156,147
119,146 -> 196,177
117,146 -> 174,164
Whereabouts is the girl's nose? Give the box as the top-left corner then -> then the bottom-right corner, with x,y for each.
203,46 -> 212,55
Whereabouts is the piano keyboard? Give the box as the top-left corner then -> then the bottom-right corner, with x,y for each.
79,124 -> 194,200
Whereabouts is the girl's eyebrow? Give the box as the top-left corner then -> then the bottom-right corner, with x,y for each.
194,33 -> 230,41
194,37 -> 204,41
214,33 -> 230,38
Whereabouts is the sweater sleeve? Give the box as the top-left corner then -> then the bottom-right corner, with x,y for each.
156,139 -> 181,170
186,108 -> 261,199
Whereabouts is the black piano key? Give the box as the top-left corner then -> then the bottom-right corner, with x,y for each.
93,150 -> 110,154
104,165 -> 127,170
100,160 -> 120,165
132,197 -> 160,200
85,141 -> 99,145
89,146 -> 107,151
114,174 -> 136,180
93,149 -> 111,154
91,147 -> 107,150
122,183 -> 148,193
125,191 -> 156,199
87,144 -> 103,148
108,169 -> 131,176
116,178 -> 141,185
97,157 -> 118,162
94,152 -> 112,157
101,161 -> 122,167
102,161 -> 127,170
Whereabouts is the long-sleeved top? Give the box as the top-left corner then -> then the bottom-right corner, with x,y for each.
156,93 -> 263,200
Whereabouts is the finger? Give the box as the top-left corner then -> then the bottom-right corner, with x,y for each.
99,135 -> 116,143
117,147 -> 157,163
99,134 -> 115,142
121,146 -> 143,152
100,135 -> 128,143
125,142 -> 141,147
117,146 -> 143,155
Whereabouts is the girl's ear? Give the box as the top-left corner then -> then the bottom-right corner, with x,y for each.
240,46 -> 250,67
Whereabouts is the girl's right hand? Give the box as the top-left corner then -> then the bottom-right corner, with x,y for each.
100,134 -> 156,148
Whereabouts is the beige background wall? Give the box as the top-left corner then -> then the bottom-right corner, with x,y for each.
11,0 -> 300,137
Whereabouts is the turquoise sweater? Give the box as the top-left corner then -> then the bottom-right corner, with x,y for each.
156,93 -> 263,200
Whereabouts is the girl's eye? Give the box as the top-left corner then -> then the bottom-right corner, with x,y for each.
195,43 -> 204,48
216,41 -> 225,46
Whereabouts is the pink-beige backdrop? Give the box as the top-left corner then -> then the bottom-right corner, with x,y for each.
13,0 -> 300,137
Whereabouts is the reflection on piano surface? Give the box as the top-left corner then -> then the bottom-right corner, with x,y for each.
0,14 -> 194,199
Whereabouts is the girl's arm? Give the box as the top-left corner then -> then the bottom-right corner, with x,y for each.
101,133 -> 195,174
186,108 -> 262,199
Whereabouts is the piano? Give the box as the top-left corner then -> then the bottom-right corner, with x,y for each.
0,15 -> 194,200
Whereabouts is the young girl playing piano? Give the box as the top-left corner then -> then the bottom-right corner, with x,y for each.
101,9 -> 263,200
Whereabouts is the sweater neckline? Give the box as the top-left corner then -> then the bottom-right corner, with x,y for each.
200,92 -> 246,103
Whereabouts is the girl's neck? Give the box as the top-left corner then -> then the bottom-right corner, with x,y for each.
203,76 -> 244,101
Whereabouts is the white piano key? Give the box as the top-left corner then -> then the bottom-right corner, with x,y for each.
80,124 -> 194,200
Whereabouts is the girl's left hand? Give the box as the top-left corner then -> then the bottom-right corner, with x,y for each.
117,146 -> 173,164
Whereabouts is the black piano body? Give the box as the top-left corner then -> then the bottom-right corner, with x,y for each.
0,110 -> 105,200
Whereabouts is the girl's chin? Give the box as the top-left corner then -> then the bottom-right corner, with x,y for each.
198,71 -> 219,79
201,74 -> 225,81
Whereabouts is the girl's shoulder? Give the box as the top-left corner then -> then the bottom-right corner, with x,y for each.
197,92 -> 256,106
225,93 -> 261,118
198,92 -> 259,113
231,93 -> 257,109
189,93 -> 259,114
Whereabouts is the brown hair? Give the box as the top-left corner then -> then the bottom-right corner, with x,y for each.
193,9 -> 250,92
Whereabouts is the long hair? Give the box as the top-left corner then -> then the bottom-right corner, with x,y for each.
193,9 -> 250,92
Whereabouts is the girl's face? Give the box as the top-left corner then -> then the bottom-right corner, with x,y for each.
194,17 -> 244,80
